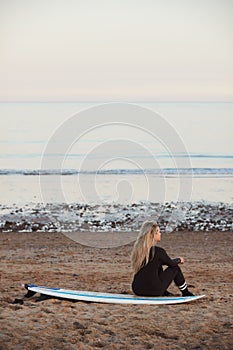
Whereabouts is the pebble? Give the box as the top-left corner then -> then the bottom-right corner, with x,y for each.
73,321 -> 86,330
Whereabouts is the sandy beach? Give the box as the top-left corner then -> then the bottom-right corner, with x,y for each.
0,231 -> 232,349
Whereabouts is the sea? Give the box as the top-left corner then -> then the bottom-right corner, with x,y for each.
0,102 -> 232,237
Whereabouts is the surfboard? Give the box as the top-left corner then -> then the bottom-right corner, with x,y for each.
23,284 -> 205,305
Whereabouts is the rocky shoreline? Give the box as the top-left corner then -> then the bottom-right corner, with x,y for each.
0,201 -> 232,233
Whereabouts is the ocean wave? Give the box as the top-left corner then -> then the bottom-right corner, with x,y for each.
0,168 -> 233,176
0,152 -> 232,159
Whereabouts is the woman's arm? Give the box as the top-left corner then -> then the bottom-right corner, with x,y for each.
158,247 -> 183,266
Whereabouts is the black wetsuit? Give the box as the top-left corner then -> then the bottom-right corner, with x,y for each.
132,246 -> 186,296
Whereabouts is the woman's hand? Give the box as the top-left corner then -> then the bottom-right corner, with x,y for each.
179,257 -> 184,264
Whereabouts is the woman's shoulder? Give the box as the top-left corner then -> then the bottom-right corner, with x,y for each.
154,246 -> 167,255
149,246 -> 166,261
153,245 -> 164,251
150,245 -> 165,255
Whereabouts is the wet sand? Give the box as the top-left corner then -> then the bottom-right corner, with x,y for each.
0,231 -> 232,349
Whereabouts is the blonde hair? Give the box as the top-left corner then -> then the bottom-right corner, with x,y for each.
131,221 -> 159,274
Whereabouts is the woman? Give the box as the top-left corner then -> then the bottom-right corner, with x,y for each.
131,221 -> 194,297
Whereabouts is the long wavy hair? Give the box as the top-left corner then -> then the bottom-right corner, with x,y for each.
131,221 -> 159,274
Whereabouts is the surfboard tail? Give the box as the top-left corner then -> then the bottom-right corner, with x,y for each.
23,283 -> 37,298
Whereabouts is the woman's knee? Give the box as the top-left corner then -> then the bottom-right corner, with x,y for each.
170,265 -> 181,274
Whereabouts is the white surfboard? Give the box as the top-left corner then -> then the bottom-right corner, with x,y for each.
23,284 -> 205,305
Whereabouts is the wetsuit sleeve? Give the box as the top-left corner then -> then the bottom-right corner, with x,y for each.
158,247 -> 181,267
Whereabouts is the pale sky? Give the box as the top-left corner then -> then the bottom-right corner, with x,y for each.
0,0 -> 232,101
